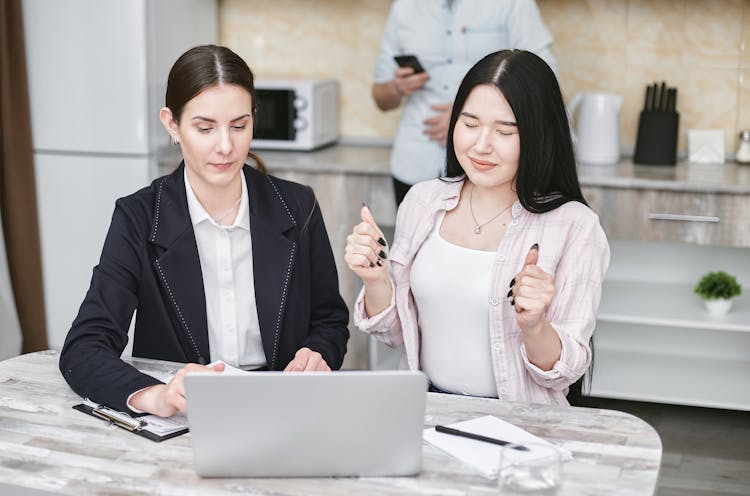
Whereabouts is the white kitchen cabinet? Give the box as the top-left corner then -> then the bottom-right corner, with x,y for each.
583,185 -> 750,247
583,168 -> 750,410
590,240 -> 750,411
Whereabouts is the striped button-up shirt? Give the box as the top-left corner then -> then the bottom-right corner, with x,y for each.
354,178 -> 610,405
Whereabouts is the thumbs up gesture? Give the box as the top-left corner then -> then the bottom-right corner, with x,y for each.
345,204 -> 389,284
510,244 -> 556,334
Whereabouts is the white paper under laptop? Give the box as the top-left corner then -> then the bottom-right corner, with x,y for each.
184,370 -> 427,478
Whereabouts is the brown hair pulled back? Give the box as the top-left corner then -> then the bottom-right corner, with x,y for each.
165,45 -> 266,172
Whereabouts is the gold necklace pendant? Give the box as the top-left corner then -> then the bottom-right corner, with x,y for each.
468,184 -> 514,235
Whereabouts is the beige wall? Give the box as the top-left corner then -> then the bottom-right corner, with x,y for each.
220,0 -> 750,155
220,0 -> 397,140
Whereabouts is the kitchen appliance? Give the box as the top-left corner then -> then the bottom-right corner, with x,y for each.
23,0 -> 217,349
634,81 -> 680,165
567,92 -> 623,165
252,79 -> 340,151
736,130 -> 750,164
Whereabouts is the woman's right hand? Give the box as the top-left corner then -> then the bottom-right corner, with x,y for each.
345,205 -> 389,285
130,362 -> 225,417
345,205 -> 393,317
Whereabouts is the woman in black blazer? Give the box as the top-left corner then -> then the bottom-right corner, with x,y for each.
59,45 -> 349,417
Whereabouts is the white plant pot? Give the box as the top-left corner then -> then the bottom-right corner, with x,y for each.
704,298 -> 732,316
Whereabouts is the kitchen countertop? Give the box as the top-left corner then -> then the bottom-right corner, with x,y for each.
255,144 -> 393,176
158,143 -> 750,194
577,160 -> 750,194
158,143 -> 391,177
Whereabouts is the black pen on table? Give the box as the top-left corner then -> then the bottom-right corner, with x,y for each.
435,425 -> 529,451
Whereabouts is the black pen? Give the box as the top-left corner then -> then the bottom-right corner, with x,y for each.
435,425 -> 529,451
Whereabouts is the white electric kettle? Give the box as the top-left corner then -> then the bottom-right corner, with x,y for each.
567,92 -> 623,165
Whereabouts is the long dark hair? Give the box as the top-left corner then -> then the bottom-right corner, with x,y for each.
165,44 -> 266,173
446,51 -> 594,403
445,50 -> 585,213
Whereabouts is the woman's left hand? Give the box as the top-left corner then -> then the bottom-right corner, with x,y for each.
284,347 -> 331,372
511,245 -> 556,334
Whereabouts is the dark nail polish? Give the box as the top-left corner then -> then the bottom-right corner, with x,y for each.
376,260 -> 383,267
378,237 -> 387,246
510,299 -> 515,306
369,262 -> 374,268
379,250 -> 387,259
507,289 -> 513,298
531,243 -> 539,251
362,201 -> 367,207
509,278 -> 516,288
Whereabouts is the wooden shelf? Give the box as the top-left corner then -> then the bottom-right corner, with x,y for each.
590,348 -> 750,411
599,280 -> 750,333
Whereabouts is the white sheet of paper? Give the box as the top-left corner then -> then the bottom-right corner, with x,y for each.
207,360 -> 250,375
140,412 -> 188,435
158,360 -> 250,384
423,415 -> 571,479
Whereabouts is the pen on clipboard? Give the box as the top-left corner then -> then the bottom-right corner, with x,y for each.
84,399 -> 146,431
435,425 -> 529,451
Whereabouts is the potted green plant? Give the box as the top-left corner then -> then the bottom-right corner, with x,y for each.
694,271 -> 742,316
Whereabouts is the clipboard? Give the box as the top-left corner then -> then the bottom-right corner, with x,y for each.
73,399 -> 189,442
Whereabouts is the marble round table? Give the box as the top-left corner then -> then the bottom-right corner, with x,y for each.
0,350 -> 661,495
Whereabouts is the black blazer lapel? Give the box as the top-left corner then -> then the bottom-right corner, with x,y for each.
148,165 -> 210,364
245,167 -> 297,369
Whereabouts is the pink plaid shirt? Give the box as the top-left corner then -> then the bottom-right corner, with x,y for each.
354,178 -> 610,405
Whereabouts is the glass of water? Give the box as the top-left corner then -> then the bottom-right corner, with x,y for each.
497,442 -> 563,494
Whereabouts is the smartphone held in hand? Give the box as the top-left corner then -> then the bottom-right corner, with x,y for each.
394,54 -> 425,74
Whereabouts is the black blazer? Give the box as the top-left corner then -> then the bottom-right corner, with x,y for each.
60,164 -> 349,412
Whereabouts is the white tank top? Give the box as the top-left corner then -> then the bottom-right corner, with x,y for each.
410,212 -> 498,398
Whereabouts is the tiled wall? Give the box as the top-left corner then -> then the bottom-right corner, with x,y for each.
221,0 -> 750,156
220,0 -> 397,140
543,0 -> 749,155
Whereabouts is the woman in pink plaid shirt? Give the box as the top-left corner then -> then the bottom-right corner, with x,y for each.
345,50 -> 609,406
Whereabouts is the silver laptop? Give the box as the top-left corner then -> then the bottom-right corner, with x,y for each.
184,370 -> 427,478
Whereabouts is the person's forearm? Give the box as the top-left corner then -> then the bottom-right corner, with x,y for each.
521,318 -> 562,371
363,274 -> 394,317
372,82 -> 402,111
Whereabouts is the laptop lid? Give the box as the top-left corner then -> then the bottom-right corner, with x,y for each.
184,370 -> 427,478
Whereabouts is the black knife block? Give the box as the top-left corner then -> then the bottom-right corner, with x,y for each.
633,111 -> 679,165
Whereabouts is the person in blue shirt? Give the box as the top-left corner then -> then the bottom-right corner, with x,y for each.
373,0 -> 557,205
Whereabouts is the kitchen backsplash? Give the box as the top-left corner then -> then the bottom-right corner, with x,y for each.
220,0 -> 750,156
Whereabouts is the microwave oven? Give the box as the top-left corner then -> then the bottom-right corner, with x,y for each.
252,79 -> 340,151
